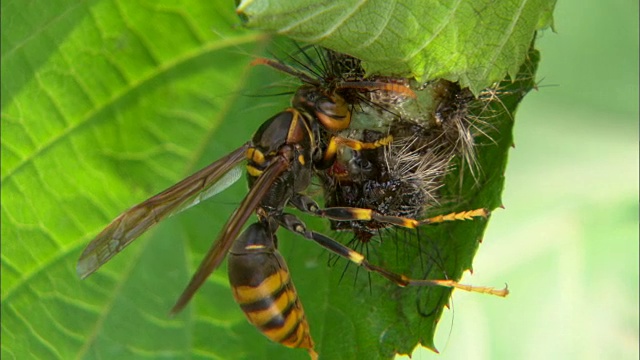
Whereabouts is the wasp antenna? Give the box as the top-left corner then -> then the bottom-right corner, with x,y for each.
338,81 -> 417,98
250,58 -> 320,86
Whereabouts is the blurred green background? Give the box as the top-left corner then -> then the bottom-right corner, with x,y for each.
399,0 -> 639,358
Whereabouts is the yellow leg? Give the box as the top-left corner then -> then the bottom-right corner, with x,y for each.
277,213 -> 508,297
322,135 -> 393,166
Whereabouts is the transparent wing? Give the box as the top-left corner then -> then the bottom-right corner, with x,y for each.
77,143 -> 250,279
170,165 -> 243,216
170,156 -> 289,314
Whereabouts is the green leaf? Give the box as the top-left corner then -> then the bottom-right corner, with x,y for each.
1,1 -> 272,358
1,1 -> 540,359
237,0 -> 555,93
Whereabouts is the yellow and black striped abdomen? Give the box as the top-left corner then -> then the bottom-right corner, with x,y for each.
228,223 -> 316,358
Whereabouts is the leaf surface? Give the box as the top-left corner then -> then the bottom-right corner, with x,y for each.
238,0 -> 555,93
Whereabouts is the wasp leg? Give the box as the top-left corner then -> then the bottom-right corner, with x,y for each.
278,213 -> 508,297
320,135 -> 393,168
289,193 -> 320,213
419,208 -> 491,225
290,194 -> 489,229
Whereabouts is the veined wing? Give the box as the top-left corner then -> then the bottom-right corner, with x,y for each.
170,165 -> 243,216
77,143 -> 251,279
170,156 -> 289,314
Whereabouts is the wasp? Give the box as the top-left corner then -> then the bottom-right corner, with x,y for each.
77,48 -> 507,359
